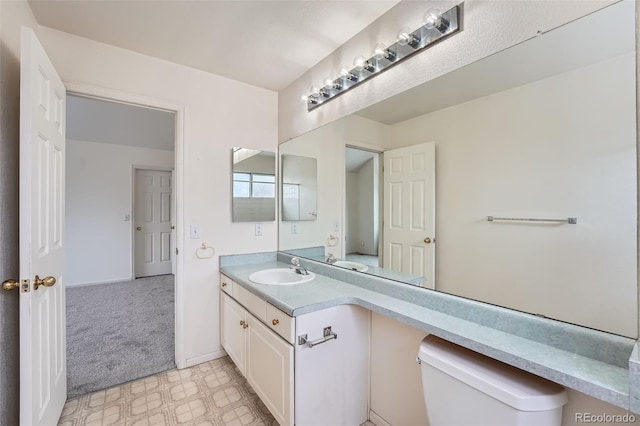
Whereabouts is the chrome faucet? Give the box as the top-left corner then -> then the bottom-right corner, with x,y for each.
290,257 -> 309,275
326,253 -> 337,264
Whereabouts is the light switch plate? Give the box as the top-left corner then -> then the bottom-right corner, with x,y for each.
291,223 -> 298,234
190,225 -> 200,239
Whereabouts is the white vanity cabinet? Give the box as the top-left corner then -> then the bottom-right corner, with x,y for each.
220,278 -> 294,426
220,273 -> 369,426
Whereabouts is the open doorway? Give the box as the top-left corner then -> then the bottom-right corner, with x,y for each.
344,146 -> 381,267
65,94 -> 177,396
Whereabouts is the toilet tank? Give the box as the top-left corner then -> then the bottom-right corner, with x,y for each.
418,335 -> 567,426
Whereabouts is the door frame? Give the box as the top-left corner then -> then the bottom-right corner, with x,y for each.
131,166 -> 176,279
65,81 -> 187,369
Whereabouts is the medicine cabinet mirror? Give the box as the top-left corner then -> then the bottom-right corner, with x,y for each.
280,154 -> 318,221
232,148 -> 276,222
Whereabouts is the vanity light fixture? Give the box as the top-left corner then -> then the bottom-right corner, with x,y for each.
303,4 -> 461,111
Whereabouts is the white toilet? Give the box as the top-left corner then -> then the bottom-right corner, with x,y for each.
418,335 -> 568,426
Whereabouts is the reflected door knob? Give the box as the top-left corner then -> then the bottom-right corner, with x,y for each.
136,227 -> 142,231
2,279 -> 19,291
33,275 -> 56,291
424,237 -> 432,244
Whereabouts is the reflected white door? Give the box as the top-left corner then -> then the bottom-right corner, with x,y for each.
19,28 -> 67,426
383,142 -> 435,288
135,169 -> 173,277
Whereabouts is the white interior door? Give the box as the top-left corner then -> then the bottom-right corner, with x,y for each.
135,169 -> 173,278
19,27 -> 67,426
383,142 -> 435,288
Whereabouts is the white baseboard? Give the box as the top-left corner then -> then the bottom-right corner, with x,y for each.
184,349 -> 227,368
369,410 -> 392,426
65,276 -> 134,288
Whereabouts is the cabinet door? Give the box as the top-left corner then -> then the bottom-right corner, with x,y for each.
221,293 -> 247,375
246,316 -> 294,426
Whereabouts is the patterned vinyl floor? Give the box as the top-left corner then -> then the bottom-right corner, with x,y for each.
58,356 -> 278,426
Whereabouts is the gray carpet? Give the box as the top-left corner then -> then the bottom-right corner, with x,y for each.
66,275 -> 175,397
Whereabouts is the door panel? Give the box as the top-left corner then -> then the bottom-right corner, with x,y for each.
20,27 -> 67,426
135,169 -> 173,277
383,142 -> 435,288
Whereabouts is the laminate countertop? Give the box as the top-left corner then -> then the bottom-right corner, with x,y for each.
220,251 -> 636,412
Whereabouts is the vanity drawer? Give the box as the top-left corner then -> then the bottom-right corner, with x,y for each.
266,303 -> 295,344
220,274 -> 233,295
233,284 -> 267,322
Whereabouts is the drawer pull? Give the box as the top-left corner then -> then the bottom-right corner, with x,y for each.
272,319 -> 279,326
298,326 -> 337,348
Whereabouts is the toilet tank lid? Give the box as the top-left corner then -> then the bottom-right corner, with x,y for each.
418,335 -> 568,412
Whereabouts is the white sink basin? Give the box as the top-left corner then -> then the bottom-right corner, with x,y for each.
248,268 -> 315,285
333,261 -> 369,272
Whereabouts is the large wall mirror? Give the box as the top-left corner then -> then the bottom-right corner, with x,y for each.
232,148 -> 276,222
278,1 -> 637,338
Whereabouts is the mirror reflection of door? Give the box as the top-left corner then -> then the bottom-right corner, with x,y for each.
134,169 -> 173,278
345,147 -> 381,267
383,142 -> 435,288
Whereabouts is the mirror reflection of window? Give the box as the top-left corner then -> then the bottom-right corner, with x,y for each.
231,148 -> 276,222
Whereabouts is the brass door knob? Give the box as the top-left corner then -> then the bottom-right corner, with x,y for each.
424,237 -> 432,244
33,275 -> 56,291
272,319 -> 279,326
136,227 -> 142,231
2,279 -> 19,291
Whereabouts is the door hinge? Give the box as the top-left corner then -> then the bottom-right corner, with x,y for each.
176,248 -> 179,255
20,279 -> 30,293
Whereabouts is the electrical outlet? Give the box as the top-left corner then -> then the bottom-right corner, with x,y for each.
255,223 -> 263,236
291,223 -> 298,234
190,225 -> 200,239
333,221 -> 340,232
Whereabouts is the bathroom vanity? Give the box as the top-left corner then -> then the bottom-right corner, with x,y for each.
220,271 -> 369,426
220,252 -> 638,424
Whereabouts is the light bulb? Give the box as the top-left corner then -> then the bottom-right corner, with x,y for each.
301,94 -> 309,102
373,43 -> 387,60
373,42 -> 396,62
424,8 -> 449,32
309,86 -> 320,97
325,76 -> 342,90
323,77 -> 334,87
396,27 -> 417,47
353,56 -> 367,71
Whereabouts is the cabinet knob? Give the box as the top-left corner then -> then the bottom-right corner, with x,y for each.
243,322 -> 249,329
240,320 -> 245,327
272,319 -> 279,326
221,282 -> 227,288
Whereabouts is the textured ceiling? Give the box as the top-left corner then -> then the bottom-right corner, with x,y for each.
28,0 -> 399,91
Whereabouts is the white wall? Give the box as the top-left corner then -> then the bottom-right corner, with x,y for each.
390,54 -> 637,338
0,1 -> 39,422
36,26 -> 278,366
66,139 -> 174,286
